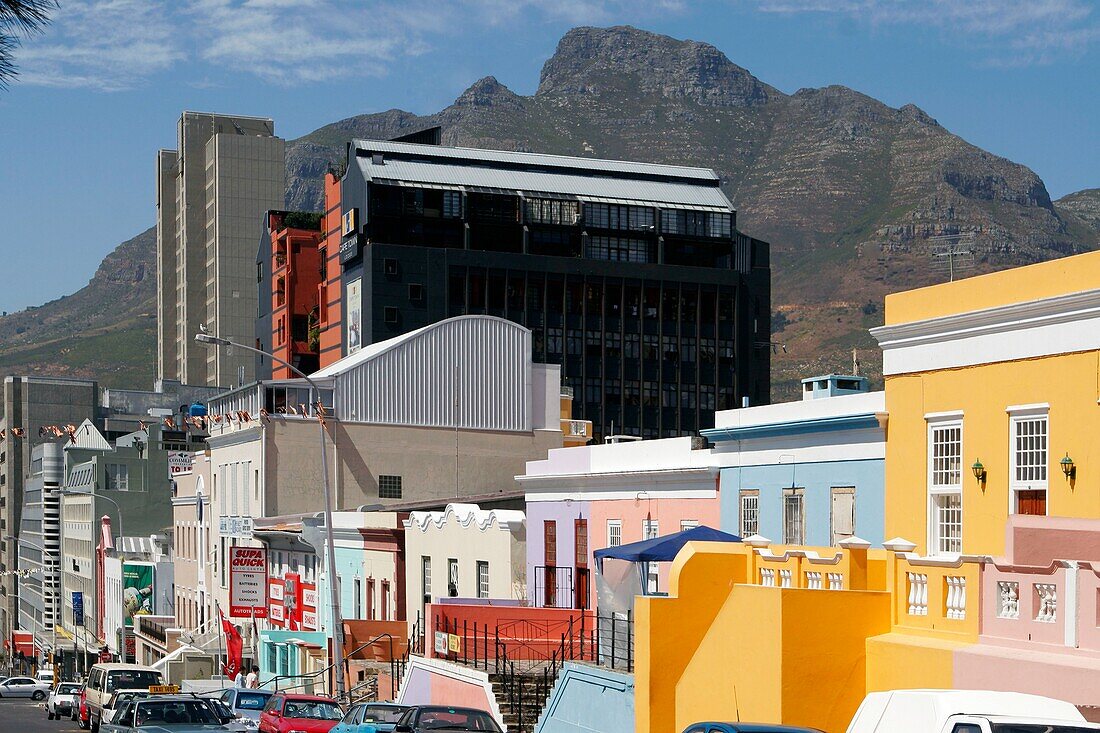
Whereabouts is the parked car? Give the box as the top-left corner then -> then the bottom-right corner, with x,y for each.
102,689 -> 151,725
0,675 -> 52,699
332,703 -> 409,733
74,680 -> 91,728
259,693 -> 344,733
47,681 -> 82,720
845,690 -> 1100,733
100,694 -> 233,732
684,725 -> 823,733
393,706 -> 502,733
37,668 -> 58,685
85,662 -> 164,732
207,688 -> 273,731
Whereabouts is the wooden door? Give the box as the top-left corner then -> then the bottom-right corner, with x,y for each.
1018,490 -> 1047,516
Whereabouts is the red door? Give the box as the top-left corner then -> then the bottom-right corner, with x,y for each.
544,521 -> 557,607
1018,490 -> 1047,516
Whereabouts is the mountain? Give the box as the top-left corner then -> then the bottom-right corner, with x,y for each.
2,26 -> 1095,398
285,26 -> 1096,397
0,227 -> 157,389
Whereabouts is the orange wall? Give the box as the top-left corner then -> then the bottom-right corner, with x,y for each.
318,173 -> 343,369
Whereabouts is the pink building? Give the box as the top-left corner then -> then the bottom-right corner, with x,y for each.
517,436 -> 719,608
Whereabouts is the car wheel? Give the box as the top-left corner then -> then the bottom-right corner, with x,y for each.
32,690 -> 46,701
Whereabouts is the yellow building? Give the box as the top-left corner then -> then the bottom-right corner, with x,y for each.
872,251 -> 1100,556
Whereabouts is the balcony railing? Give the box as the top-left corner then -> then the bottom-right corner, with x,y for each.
532,566 -> 590,609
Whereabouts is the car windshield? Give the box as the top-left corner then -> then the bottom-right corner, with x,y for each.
134,700 -> 221,726
363,705 -> 406,723
116,692 -> 148,705
283,701 -> 343,720
416,709 -> 500,731
107,671 -> 161,693
992,727 -> 1100,733
235,692 -> 270,710
57,684 -> 80,694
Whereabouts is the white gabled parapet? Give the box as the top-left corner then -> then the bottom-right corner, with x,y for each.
403,503 -> 525,533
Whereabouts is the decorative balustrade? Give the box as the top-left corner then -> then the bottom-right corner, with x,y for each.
996,581 -> 1020,619
760,568 -> 776,587
779,569 -> 793,588
826,572 -> 843,590
907,572 -> 929,616
805,571 -> 823,590
1035,583 -> 1058,623
944,576 -> 967,620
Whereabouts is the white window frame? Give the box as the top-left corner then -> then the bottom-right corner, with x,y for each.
421,556 -> 432,600
680,519 -> 700,532
927,417 -> 963,555
606,520 -> 622,548
477,561 -> 490,599
739,490 -> 759,538
106,464 -> 129,492
1008,406 -> 1049,516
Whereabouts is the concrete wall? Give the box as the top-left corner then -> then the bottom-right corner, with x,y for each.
397,656 -> 502,727
535,663 -> 634,733
263,418 -> 560,514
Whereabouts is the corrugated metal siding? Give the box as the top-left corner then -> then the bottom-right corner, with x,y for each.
356,157 -> 733,210
335,316 -> 533,431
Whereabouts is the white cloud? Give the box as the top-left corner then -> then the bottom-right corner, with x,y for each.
14,0 -> 689,90
753,0 -> 1097,64
17,0 -> 184,91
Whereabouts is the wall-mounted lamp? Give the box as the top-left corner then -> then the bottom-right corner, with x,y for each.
971,459 -> 987,486
1061,453 -> 1076,480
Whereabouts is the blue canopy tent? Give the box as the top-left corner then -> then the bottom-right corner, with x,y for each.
594,525 -> 742,610
594,525 -> 742,567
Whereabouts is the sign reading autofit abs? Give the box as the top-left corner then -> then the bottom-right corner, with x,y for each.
229,546 -> 269,618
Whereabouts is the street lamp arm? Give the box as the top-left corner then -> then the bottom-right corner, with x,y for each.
193,334 -> 322,397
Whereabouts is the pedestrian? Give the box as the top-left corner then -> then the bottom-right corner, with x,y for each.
246,665 -> 260,689
233,668 -> 245,687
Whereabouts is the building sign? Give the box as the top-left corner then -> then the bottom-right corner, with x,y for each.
341,208 -> 358,237
168,451 -> 194,478
71,592 -> 84,627
340,209 -> 361,263
346,278 -> 363,354
122,563 -> 155,628
268,580 -> 284,602
434,631 -> 448,655
302,610 -> 318,631
219,516 -> 254,538
448,634 -> 461,654
229,547 -> 269,618
302,587 -> 317,608
269,604 -> 284,623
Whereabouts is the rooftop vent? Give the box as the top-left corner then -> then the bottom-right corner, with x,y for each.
801,374 -> 870,401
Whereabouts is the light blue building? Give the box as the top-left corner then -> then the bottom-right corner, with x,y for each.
702,375 -> 887,547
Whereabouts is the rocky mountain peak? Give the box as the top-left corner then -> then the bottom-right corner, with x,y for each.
454,76 -> 521,108
537,25 -> 780,108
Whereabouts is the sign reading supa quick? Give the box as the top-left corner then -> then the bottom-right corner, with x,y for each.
229,546 -> 269,618
123,563 -> 155,628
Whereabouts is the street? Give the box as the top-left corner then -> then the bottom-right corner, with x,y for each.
0,698 -> 83,733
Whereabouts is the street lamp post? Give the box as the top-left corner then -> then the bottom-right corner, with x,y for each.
194,332 -> 347,700
60,489 -> 126,665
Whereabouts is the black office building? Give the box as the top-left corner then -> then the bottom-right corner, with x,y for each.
336,140 -> 770,440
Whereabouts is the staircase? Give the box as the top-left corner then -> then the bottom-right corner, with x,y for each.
488,665 -> 559,733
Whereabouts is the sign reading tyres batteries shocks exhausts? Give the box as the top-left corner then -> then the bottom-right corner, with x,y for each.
229,547 -> 269,618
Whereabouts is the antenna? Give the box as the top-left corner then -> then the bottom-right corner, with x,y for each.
927,232 -> 976,282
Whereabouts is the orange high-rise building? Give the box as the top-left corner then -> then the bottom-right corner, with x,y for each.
317,173 -> 343,369
261,211 -> 323,379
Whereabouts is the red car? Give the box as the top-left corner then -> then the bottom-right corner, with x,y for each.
72,681 -> 90,729
259,693 -> 344,733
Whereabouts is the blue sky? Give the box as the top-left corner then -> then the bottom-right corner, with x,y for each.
0,0 -> 1096,314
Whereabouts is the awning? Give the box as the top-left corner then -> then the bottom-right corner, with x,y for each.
11,631 -> 36,657
594,525 -> 741,565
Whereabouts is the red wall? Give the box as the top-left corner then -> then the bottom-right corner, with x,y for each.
427,603 -> 596,662
317,174 -> 343,370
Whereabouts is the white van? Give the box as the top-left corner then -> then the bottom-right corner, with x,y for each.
846,690 -> 1100,733
84,663 -> 162,732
